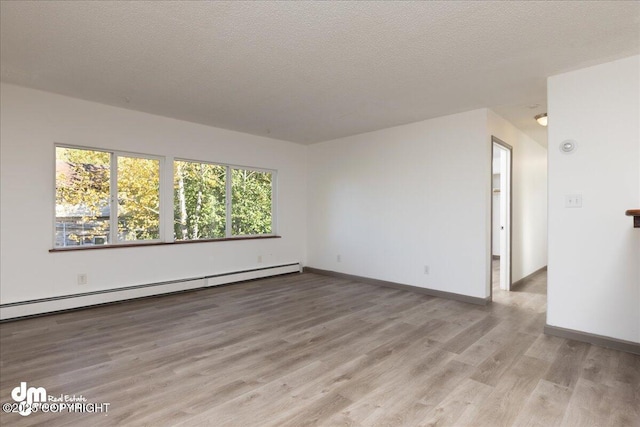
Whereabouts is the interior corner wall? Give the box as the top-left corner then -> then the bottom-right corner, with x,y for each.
306,109 -> 491,299
487,110 -> 548,282
0,83 -> 308,315
547,55 -> 640,343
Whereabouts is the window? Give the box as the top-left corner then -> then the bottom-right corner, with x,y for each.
231,168 -> 273,236
174,161 -> 275,240
117,155 -> 161,241
54,146 -> 275,249
174,160 -> 226,240
55,146 -> 161,247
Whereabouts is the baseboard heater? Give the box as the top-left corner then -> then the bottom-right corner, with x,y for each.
0,262 -> 301,321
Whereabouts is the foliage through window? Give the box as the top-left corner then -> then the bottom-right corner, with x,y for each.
174,161 -> 226,240
55,146 -> 275,249
55,146 -> 161,247
174,161 -> 274,240
117,156 -> 161,241
232,168 -> 273,236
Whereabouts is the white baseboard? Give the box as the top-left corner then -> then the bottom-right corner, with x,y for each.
0,263 -> 300,321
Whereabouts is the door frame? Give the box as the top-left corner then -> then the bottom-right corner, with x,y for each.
490,136 -> 513,298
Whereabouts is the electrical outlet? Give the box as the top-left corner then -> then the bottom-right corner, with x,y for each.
337,254 -> 341,263
258,255 -> 263,263
77,274 -> 88,285
424,265 -> 430,275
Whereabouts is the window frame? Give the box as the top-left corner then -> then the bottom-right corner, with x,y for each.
54,144 -> 165,248
173,158 -> 277,241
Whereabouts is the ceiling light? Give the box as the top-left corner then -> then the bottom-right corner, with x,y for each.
535,113 -> 548,126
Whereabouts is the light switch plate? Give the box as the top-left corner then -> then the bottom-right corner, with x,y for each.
565,194 -> 582,208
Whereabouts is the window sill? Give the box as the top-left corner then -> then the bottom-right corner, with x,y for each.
49,235 -> 281,252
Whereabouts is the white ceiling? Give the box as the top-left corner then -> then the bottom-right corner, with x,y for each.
1,1 -> 639,146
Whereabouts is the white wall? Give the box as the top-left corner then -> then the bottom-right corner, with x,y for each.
547,55 -> 640,343
492,173 -> 501,256
488,110 -> 548,282
0,84 -> 307,313
307,109 -> 491,299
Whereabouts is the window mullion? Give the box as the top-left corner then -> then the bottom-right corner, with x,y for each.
163,157 -> 172,243
271,171 -> 277,235
225,166 -> 232,238
110,153 -> 118,244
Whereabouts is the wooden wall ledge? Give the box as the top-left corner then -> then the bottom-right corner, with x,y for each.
626,209 -> 640,228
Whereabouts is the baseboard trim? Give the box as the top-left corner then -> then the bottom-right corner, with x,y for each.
304,267 -> 490,306
0,263 -> 301,321
544,324 -> 640,355
511,265 -> 547,290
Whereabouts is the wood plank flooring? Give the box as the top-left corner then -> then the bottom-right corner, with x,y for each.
0,270 -> 638,426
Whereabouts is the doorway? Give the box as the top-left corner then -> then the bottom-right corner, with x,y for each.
491,137 -> 512,294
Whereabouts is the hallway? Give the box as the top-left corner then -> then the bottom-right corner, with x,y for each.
492,259 -> 547,313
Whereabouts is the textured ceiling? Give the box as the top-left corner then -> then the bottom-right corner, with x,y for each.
1,1 -> 639,146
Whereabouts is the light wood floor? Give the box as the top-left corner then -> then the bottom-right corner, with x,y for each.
1,271 -> 638,426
